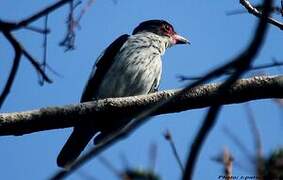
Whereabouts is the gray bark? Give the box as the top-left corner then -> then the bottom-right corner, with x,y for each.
1,75 -> 282,136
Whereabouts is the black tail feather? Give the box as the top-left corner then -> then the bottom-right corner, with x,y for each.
57,126 -> 97,168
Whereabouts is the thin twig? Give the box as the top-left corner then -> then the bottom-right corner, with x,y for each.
24,25 -> 50,34
244,103 -> 265,178
164,130 -> 184,173
76,0 -> 96,24
38,15 -> 49,85
15,0 -> 72,30
44,63 -> 64,78
59,0 -> 76,51
0,32 -> 22,109
178,60 -> 283,81
76,170 -> 97,180
22,48 -> 52,83
60,0 -> 96,51
120,153 -> 130,169
240,0 -> 283,30
98,156 -> 120,177
148,142 -> 158,172
227,5 -> 282,16
244,104 -> 263,157
223,127 -> 255,164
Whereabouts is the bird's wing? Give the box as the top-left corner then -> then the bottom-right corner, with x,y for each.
57,34 -> 130,168
149,78 -> 160,93
80,34 -> 130,102
149,64 -> 162,93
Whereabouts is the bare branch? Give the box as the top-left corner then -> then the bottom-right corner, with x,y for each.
59,1 -> 77,51
60,0 -> 96,51
0,32 -> 22,108
14,0 -> 72,30
22,42 -> 53,83
0,0 -> 71,108
98,156 -> 120,178
244,104 -> 263,157
223,126 -> 254,164
39,15 -> 49,86
164,130 -> 184,173
227,5 -> 282,16
148,143 -> 158,172
76,0 -> 96,24
240,0 -> 283,30
24,25 -> 50,34
178,60 -> 283,81
0,75 -> 282,137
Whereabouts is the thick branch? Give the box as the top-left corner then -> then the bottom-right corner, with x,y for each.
0,75 -> 282,136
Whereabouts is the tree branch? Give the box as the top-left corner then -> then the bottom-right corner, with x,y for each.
240,0 -> 283,30
0,32 -> 22,108
13,0 -> 71,30
177,60 -> 283,81
0,0 -> 71,108
0,75 -> 282,136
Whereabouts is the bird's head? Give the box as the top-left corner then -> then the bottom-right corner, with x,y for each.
132,20 -> 189,46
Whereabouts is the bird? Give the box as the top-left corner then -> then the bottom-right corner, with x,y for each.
57,19 -> 189,168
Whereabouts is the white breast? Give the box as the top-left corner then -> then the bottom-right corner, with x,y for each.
96,32 -> 166,98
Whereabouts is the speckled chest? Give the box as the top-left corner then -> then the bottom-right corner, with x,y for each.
96,32 -> 168,98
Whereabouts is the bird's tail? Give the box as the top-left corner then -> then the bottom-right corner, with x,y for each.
57,126 -> 97,168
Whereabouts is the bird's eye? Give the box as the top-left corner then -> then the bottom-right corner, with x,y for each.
164,25 -> 171,31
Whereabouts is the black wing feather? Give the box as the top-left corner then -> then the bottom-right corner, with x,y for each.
57,34 -> 129,168
81,34 -> 129,102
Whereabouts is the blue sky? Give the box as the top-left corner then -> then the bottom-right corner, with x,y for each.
1,0 -> 283,179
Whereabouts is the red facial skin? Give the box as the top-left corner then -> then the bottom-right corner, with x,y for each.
160,24 -> 189,45
161,24 -> 175,37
